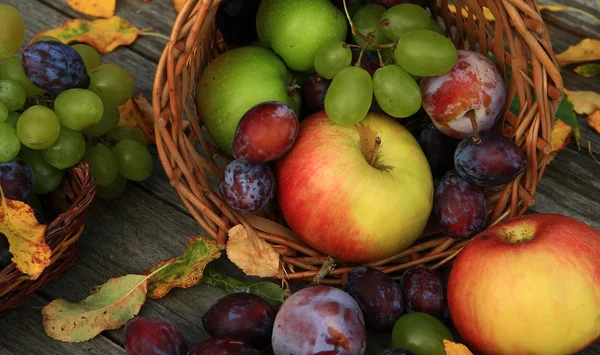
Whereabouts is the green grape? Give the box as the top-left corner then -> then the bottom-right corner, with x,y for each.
96,174 -> 127,200
112,139 -> 153,182
106,126 -> 147,146
352,4 -> 391,51
72,44 -> 101,71
0,5 -> 25,61
0,79 -> 27,112
54,89 -> 104,131
324,66 -> 373,126
4,111 -> 20,128
0,56 -> 45,97
380,4 -> 431,41
428,17 -> 444,34
373,64 -> 421,118
0,103 -> 7,122
84,143 -> 119,186
314,40 -> 353,80
42,126 -> 86,169
0,123 -> 21,163
32,35 -> 61,43
83,104 -> 120,137
18,148 -> 64,195
88,64 -> 134,106
17,105 -> 61,150
395,29 -> 458,77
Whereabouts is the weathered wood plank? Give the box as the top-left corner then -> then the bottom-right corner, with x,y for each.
539,0 -> 600,40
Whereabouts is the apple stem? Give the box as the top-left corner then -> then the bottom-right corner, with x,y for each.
312,256 -> 336,284
466,111 -> 481,144
368,136 -> 382,166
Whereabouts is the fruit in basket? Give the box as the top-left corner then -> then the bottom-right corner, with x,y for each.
232,102 -> 299,164
83,104 -> 120,137
351,47 -> 380,77
18,148 -> 64,195
106,126 -> 148,147
400,267 -> 446,317
0,122 -> 21,163
220,160 -> 276,214
417,123 -> 460,179
275,111 -> 433,262
420,50 -> 506,139
0,232 -> 12,269
0,56 -> 45,97
0,79 -> 26,112
352,4 -> 391,50
41,127 -> 86,170
196,46 -> 300,155
372,64 -> 421,118
202,293 -> 276,348
380,4 -> 431,41
84,144 -> 119,186
72,44 -> 102,72
88,64 -> 134,106
433,171 -> 487,239
16,105 -> 61,150
0,158 -> 35,202
54,88 -> 104,131
454,131 -> 528,187
216,0 -> 262,47
314,39 -> 353,79
272,285 -> 367,354
187,336 -> 259,355
256,0 -> 348,73
395,29 -> 457,77
379,349 -> 414,355
447,213 -> 600,355
21,40 -> 90,95
368,0 -> 429,8
303,74 -> 331,115
392,312 -> 454,355
325,66 -> 373,126
124,316 -> 186,355
0,4 -> 25,61
343,267 -> 404,331
112,139 -> 153,182
330,0 -> 365,16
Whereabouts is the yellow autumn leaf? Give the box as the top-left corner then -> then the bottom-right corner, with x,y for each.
550,120 -> 573,153
447,4 -> 495,22
118,96 -> 155,144
33,16 -> 141,54
539,5 -> 600,24
226,224 -> 280,278
444,339 -> 474,355
66,0 -> 116,18
565,90 -> 600,115
587,110 -> 600,135
556,39 -> 600,66
0,187 -> 51,280
173,0 -> 186,12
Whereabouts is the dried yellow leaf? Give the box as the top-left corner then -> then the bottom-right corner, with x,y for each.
565,90 -> 600,115
0,187 -> 50,279
556,39 -> 600,66
226,224 -> 280,278
447,5 -> 495,22
550,120 -> 573,153
66,0 -> 116,18
443,339 -> 474,355
587,110 -> 600,135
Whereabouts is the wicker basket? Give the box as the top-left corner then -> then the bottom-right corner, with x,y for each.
0,161 -> 96,318
152,0 -> 564,286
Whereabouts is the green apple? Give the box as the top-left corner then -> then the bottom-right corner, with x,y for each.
256,0 -> 348,73
196,46 -> 300,155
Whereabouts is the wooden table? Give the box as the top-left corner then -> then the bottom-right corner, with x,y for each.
1,0 -> 599,354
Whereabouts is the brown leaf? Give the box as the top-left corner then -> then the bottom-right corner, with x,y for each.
33,16 -> 141,54
66,0 -> 116,18
118,96 -> 155,144
587,110 -> 600,135
132,93 -> 156,143
550,120 -> 573,153
565,90 -> 600,115
556,39 -> 600,66
226,224 -> 280,278
0,187 -> 51,279
444,339 -> 474,355
144,236 -> 221,299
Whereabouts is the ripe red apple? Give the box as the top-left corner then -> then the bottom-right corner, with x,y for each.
275,111 -> 434,262
420,50 -> 506,139
447,213 -> 600,355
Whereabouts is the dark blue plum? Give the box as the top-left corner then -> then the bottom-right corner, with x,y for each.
454,131 -> 527,187
187,337 -> 259,355
379,349 -> 415,355
201,293 -> 276,348
418,123 -> 461,179
21,40 -> 90,95
433,171 -> 487,239
343,266 -> 404,331
0,158 -> 35,202
124,317 -> 186,355
216,0 -> 261,47
0,233 -> 12,270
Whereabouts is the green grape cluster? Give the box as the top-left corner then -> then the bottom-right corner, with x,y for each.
0,4 -> 152,201
313,2 -> 458,126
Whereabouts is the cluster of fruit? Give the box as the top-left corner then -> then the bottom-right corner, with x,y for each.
123,265 -> 452,354
0,4 -> 153,206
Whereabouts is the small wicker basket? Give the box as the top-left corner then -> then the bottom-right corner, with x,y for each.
152,0 -> 564,286
0,161 -> 96,318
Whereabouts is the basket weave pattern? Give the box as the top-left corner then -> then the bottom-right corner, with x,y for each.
152,0 -> 564,285
0,162 -> 96,318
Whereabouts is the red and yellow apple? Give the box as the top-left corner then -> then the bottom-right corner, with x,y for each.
274,111 -> 434,263
447,213 -> 600,355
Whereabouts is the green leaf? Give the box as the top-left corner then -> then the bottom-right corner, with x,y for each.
42,274 -> 150,342
574,63 -> 600,78
201,265 -> 285,308
145,236 -> 222,300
